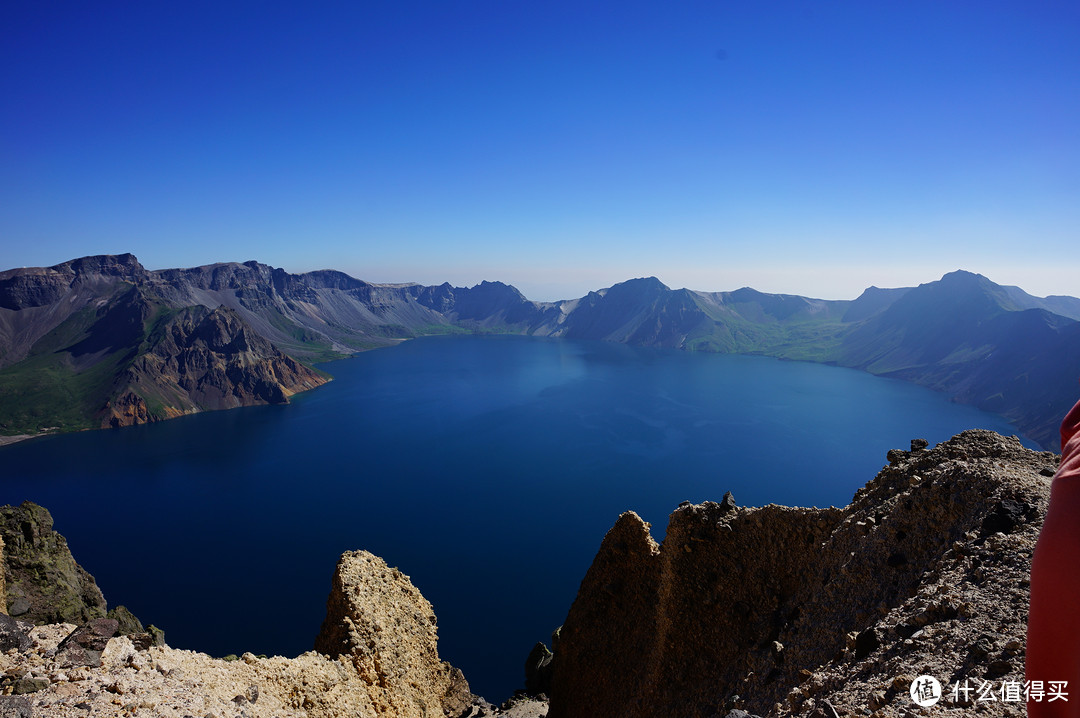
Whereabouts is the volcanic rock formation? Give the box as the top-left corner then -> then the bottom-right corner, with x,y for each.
314,550 -> 474,718
548,431 -> 1055,718
0,501 -> 107,625
0,546 -> 478,717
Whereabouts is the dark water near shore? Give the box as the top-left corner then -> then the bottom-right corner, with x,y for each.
0,335 -> 1035,699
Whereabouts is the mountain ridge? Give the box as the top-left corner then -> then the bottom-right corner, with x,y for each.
1,255 -> 1077,449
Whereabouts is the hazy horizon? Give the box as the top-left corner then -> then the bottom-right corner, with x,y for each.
4,251 -> 1075,305
5,3 -> 1078,302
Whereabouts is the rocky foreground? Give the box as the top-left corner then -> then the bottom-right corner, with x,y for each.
0,551 -> 537,718
549,430 -> 1056,718
0,428 -> 1060,717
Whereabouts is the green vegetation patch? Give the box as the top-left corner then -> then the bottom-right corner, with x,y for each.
0,349 -> 129,434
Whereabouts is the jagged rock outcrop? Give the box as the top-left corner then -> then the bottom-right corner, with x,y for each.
2,549 -> 478,718
0,501 -> 107,625
102,303 -> 328,428
315,550 -> 474,718
55,617 -> 119,668
549,431 -> 1056,718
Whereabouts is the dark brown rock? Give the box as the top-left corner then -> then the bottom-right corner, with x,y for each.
524,641 -> 554,696
549,511 -> 661,718
101,303 -> 328,429
0,616 -> 29,653
56,618 -> 119,668
549,430 -> 1054,718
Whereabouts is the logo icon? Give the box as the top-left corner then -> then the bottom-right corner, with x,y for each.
910,675 -> 942,707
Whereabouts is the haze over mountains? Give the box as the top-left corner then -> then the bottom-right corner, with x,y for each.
1,254 -> 1078,449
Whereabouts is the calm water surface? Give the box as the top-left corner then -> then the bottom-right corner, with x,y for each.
0,335 -> 1035,698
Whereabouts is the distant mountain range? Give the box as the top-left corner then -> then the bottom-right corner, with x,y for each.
1,254 -> 1078,449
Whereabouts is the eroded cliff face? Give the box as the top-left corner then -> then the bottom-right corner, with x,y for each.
0,501 -> 107,625
0,254 -> 148,369
102,304 -> 328,428
550,431 -> 1056,718
315,551 -> 473,718
0,257 -> 334,438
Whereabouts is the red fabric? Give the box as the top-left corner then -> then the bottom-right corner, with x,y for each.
1027,397 -> 1080,717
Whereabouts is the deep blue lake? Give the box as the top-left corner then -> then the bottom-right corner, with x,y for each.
0,335 -> 1036,699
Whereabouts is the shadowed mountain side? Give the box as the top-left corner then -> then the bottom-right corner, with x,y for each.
835,271 -> 1080,448
414,280 -> 551,328
841,286 -> 912,323
151,261 -> 454,357
1000,283 -> 1080,321
0,254 -> 149,368
554,279 -> 712,347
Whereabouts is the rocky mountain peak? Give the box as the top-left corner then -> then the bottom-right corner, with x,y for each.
63,253 -> 146,280
605,276 -> 670,296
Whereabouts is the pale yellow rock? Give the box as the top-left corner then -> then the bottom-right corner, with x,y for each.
1,550 -> 477,718
315,550 -> 473,718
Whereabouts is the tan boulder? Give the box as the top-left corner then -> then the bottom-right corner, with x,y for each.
316,550 -> 473,718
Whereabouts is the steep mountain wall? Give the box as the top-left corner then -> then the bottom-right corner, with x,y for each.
103,302 -> 328,428
0,264 -> 329,436
837,271 -> 1080,446
549,431 -> 1056,718
0,253 -> 147,368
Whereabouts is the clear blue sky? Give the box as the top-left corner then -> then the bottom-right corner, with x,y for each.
3,1 -> 1078,301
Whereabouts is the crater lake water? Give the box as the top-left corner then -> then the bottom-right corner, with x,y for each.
0,334 -> 1038,699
